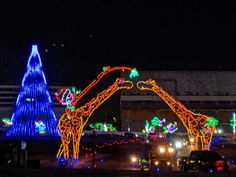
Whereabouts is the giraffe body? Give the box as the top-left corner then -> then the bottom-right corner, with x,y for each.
57,78 -> 133,159
137,79 -> 216,150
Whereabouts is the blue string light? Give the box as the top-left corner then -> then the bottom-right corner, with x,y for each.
6,45 -> 59,137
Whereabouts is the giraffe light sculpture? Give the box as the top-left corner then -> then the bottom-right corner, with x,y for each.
56,66 -> 137,160
137,79 -> 218,150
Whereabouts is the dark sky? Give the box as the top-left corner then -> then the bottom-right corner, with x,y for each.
0,1 -> 236,87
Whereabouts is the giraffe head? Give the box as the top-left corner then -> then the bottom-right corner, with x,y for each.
116,78 -> 134,90
136,79 -> 156,91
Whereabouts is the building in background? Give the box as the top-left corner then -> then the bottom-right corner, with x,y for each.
121,71 -> 236,134
1,70 -> 236,135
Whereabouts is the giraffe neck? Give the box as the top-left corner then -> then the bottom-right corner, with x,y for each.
151,80 -> 189,124
80,79 -> 130,118
72,66 -> 132,107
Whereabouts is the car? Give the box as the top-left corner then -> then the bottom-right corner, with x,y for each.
124,132 -> 136,138
150,155 -> 173,171
130,151 -> 151,170
181,150 -> 229,173
148,133 -> 165,142
148,140 -> 177,169
139,151 -> 151,170
177,156 -> 189,171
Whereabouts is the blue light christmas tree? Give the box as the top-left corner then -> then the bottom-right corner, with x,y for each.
7,45 -> 59,137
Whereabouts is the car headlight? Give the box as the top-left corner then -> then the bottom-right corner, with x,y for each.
168,147 -> 174,153
154,161 -> 159,165
131,156 -> 137,162
159,147 -> 165,153
175,141 -> 182,148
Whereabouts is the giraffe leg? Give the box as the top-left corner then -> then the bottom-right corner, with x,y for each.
207,128 -> 216,150
76,130 -> 83,158
57,113 -> 72,159
59,130 -> 71,159
72,128 -> 83,160
56,144 -> 64,159
192,137 -> 198,150
188,131 -> 199,150
199,136 -> 205,150
201,127 -> 215,150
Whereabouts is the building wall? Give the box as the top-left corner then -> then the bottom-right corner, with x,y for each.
120,71 -> 236,133
121,108 -> 235,133
0,85 -> 68,119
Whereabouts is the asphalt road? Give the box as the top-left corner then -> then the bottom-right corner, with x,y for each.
39,142 -> 236,172
1,141 -> 236,177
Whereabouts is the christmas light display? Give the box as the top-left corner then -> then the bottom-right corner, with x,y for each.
66,66 -> 138,108
57,77 -> 134,160
145,116 -> 178,134
163,122 -> 178,134
35,120 -> 46,135
129,68 -> 139,79
2,118 -> 12,127
89,122 -> 117,132
137,79 -> 217,150
204,116 -> 219,127
230,113 -> 236,136
145,120 -> 153,133
151,116 -> 165,127
6,45 -> 59,137
57,78 -> 133,159
56,66 -> 138,160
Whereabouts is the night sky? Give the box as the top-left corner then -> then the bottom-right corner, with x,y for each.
0,1 -> 236,87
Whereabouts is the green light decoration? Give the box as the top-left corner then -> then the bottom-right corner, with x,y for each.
72,87 -> 76,92
76,90 -> 81,95
204,116 -> 219,127
89,122 -> 117,132
162,122 -> 178,134
151,116 -> 161,126
67,104 -> 75,112
71,87 -> 81,95
145,116 -> 177,134
90,123 -> 104,131
141,159 -> 147,163
145,120 -> 153,132
163,126 -> 168,133
107,124 -> 117,132
89,124 -> 95,129
2,117 -> 12,127
129,68 -> 139,79
102,66 -> 107,71
230,113 -> 236,135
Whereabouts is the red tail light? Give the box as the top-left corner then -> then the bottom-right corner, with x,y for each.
215,160 -> 225,166
217,166 -> 224,171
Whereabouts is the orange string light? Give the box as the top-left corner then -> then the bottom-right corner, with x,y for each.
57,78 -> 133,160
71,66 -> 133,107
56,66 -> 134,160
137,79 -> 216,150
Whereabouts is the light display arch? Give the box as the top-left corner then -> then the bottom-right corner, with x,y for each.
56,68 -> 218,161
